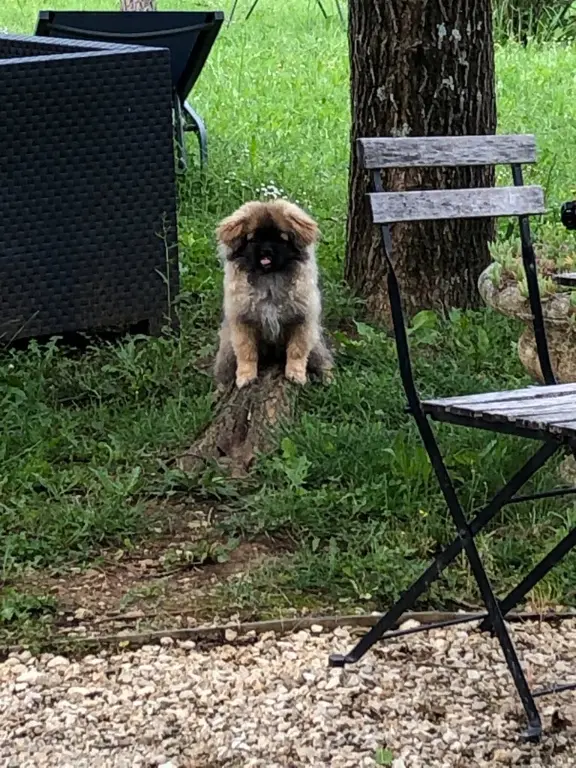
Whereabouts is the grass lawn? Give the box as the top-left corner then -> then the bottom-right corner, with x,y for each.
2,0 -> 576,640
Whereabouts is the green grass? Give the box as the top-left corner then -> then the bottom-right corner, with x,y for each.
3,0 -> 576,615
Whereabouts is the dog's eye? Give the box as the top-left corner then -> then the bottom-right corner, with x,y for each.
280,232 -> 289,241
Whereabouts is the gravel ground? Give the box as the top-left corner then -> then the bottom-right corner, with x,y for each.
1,619 -> 576,767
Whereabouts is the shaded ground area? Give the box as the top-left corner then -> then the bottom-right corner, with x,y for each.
1,500 -> 297,649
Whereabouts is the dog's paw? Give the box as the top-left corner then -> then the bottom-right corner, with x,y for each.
285,366 -> 307,385
320,368 -> 334,385
236,372 -> 257,389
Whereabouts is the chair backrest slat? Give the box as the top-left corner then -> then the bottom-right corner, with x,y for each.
359,131 -> 557,392
359,134 -> 537,169
369,185 -> 546,224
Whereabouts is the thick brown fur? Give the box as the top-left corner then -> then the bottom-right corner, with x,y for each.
214,200 -> 333,389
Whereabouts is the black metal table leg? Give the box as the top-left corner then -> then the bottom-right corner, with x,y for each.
228,0 -> 241,25
173,95 -> 187,174
183,101 -> 208,169
245,0 -> 261,21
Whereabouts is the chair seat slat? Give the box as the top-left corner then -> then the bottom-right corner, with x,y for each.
436,393 -> 576,417
480,406 -> 576,423
423,389 -> 576,438
424,383 -> 576,409
510,412 -> 576,436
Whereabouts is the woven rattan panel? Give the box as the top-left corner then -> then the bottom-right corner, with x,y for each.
0,37 -> 85,58
0,36 -> 179,341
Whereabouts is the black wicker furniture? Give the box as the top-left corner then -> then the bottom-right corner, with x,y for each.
0,34 -> 179,343
36,10 -> 224,172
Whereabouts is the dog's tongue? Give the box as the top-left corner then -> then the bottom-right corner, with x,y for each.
260,257 -> 271,267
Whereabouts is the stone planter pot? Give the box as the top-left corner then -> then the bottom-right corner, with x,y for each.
478,262 -> 576,383
479,262 -> 576,481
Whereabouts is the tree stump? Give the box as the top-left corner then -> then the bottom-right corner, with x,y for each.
176,366 -> 294,478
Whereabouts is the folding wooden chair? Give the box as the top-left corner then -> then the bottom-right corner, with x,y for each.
328,134 -> 576,742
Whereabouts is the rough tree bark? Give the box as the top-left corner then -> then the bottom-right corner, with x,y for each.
345,0 -> 497,321
120,0 -> 157,10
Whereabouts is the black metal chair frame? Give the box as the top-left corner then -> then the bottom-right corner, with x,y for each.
328,134 -> 576,743
36,10 -> 224,173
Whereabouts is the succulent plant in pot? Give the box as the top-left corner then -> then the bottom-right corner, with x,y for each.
478,227 -> 576,383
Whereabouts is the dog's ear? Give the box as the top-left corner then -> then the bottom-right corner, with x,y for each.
216,209 -> 249,247
275,201 -> 319,246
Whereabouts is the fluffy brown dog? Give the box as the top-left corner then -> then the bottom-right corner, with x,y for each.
214,199 -> 333,389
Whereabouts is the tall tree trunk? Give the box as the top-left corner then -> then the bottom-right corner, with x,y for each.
120,0 -> 157,10
345,0 -> 496,321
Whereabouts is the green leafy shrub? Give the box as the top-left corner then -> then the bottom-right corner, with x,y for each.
493,0 -> 576,44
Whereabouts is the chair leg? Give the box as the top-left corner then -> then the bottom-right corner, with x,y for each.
228,0 -> 241,25
334,0 -> 345,24
330,437 -> 556,741
480,525 -> 576,631
183,101 -> 208,169
146,316 -> 165,337
315,0 -> 329,19
329,441 -> 557,666
417,417 -> 545,738
245,0 -> 261,21
416,415 -> 542,740
452,506 -> 542,740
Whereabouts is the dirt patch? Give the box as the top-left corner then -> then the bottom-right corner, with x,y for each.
4,498 -> 288,643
